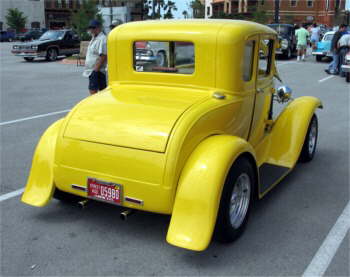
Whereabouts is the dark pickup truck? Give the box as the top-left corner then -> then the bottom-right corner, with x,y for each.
12,29 -> 80,62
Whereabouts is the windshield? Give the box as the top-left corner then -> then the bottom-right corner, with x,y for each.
323,34 -> 334,41
269,25 -> 292,35
39,31 -> 64,41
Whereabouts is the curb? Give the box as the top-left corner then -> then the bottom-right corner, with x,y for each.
60,58 -> 85,66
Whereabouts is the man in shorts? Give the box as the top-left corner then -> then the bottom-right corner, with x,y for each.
83,20 -> 107,95
295,24 -> 309,61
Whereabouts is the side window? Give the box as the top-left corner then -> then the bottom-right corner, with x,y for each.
258,39 -> 274,77
242,40 -> 255,82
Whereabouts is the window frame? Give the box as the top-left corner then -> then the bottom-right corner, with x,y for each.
258,38 -> 274,79
242,40 -> 255,82
307,0 -> 313,8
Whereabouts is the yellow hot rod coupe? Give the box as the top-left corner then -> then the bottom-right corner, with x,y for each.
22,20 -> 322,251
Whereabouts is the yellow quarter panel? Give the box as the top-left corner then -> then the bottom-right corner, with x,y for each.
21,119 -> 63,207
166,135 -> 255,251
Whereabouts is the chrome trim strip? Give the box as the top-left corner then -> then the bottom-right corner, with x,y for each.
125,196 -> 144,206
71,184 -> 87,192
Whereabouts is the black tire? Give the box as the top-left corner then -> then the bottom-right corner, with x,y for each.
53,188 -> 83,203
46,48 -> 58,61
316,55 -> 323,62
156,51 -> 167,67
299,114 -> 318,163
24,57 -> 34,62
346,73 -> 350,83
214,157 -> 255,243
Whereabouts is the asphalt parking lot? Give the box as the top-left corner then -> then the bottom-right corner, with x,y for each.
1,41 -> 349,276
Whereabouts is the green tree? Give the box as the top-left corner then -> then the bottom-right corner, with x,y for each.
190,0 -> 205,18
5,8 -> 27,33
182,10 -> 189,19
252,10 -> 268,24
163,1 -> 177,19
143,0 -> 177,19
71,0 -> 103,41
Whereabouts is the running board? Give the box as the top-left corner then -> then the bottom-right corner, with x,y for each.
259,163 -> 290,195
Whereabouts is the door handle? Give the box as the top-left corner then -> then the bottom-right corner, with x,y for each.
257,88 -> 264,94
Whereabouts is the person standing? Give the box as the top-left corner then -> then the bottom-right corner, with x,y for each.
83,20 -> 107,95
325,24 -> 347,75
295,24 -> 309,61
310,23 -> 320,50
338,33 -> 350,77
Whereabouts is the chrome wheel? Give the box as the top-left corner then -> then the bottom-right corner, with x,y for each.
48,49 -> 58,61
229,173 -> 251,229
308,119 -> 317,155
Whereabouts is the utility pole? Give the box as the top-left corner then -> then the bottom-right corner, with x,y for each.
274,0 -> 280,23
109,0 -> 113,26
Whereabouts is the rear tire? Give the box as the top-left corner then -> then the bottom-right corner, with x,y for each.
24,57 -> 34,62
299,114 -> 318,163
215,157 -> 255,243
316,55 -> 323,62
53,188 -> 83,203
156,51 -> 167,67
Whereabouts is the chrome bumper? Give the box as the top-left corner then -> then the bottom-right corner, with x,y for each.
341,64 -> 350,73
12,51 -> 46,58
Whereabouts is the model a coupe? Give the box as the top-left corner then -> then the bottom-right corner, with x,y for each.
12,29 -> 80,62
22,20 -> 322,251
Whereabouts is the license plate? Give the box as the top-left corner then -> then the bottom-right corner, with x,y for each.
87,178 -> 122,205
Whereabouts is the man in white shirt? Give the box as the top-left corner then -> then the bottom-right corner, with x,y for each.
83,20 -> 107,95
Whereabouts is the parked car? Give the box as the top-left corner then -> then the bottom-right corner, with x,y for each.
22,20 -> 322,251
17,29 -> 43,42
11,29 -> 80,62
312,31 -> 335,62
267,23 -> 296,59
0,31 -> 15,42
341,51 -> 350,82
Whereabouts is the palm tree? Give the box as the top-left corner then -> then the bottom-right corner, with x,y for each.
182,10 -> 189,19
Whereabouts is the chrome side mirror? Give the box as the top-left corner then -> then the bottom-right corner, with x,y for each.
276,86 -> 292,103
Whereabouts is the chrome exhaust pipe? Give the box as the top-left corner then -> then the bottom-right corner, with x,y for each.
78,199 -> 89,209
120,209 -> 134,221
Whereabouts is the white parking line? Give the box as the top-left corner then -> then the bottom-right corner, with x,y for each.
0,188 -> 24,202
302,201 -> 350,277
318,75 -> 335,83
0,109 -> 70,126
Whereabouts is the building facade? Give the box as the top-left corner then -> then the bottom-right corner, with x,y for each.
44,0 -> 143,30
211,0 -> 259,17
257,0 -> 347,26
0,0 -> 46,31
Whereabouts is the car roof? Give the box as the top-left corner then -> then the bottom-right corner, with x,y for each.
113,19 -> 276,40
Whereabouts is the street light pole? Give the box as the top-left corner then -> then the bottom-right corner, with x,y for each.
274,0 -> 280,23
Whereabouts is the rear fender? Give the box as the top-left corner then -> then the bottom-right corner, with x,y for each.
268,96 -> 323,168
21,119 -> 63,207
166,135 -> 256,251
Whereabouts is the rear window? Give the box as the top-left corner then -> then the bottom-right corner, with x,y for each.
134,41 -> 195,74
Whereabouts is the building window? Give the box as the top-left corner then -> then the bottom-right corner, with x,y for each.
307,0 -> 313,8
61,0 -> 66,8
260,0 -> 264,5
68,0 -> 73,8
290,0 -> 297,7
226,2 -> 229,13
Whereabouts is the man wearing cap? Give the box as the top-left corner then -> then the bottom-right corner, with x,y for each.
83,20 -> 107,95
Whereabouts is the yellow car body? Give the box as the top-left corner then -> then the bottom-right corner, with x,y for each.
22,20 -> 322,251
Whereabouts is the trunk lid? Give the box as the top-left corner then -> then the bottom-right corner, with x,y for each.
64,85 -> 208,152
